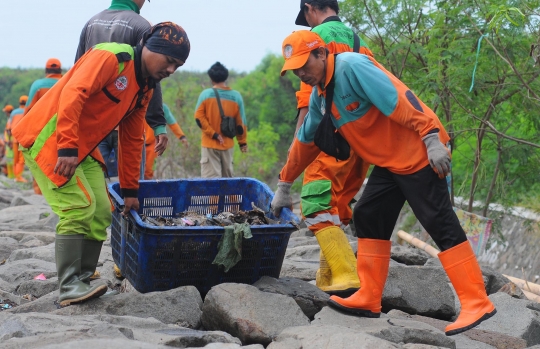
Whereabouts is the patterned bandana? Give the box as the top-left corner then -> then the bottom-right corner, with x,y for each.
143,22 -> 190,63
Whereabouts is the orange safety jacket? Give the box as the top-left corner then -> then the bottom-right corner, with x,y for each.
12,43 -> 153,196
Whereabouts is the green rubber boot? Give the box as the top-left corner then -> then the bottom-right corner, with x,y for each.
79,239 -> 103,284
56,235 -> 107,306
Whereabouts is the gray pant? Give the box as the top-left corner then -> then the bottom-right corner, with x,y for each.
200,147 -> 234,178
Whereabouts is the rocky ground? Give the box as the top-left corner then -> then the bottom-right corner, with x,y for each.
0,178 -> 539,349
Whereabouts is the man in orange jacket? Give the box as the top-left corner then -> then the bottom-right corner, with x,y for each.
13,22 -> 190,306
291,0 -> 373,297
1,105 -> 13,175
272,30 -> 496,336
5,96 -> 27,180
144,102 -> 188,179
18,58 -> 64,193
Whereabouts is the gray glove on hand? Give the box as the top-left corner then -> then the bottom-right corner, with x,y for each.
423,133 -> 451,178
271,182 -> 293,217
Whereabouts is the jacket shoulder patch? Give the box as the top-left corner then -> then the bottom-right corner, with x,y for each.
405,90 -> 423,112
116,52 -> 132,63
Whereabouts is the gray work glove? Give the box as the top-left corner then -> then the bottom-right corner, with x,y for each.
423,133 -> 451,178
271,182 -> 293,217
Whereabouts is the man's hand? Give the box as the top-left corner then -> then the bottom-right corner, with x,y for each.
54,156 -> 78,179
217,135 -> 225,146
271,181 -> 293,217
122,197 -> 140,216
240,144 -> 248,153
423,133 -> 451,178
180,136 -> 189,148
155,134 -> 169,156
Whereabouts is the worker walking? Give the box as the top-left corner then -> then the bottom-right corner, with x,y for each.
194,62 -> 248,178
15,58 -> 64,193
272,30 -> 496,336
5,96 -> 27,181
1,105 -> 13,176
291,0 -> 373,297
13,22 -> 190,306
144,102 -> 189,180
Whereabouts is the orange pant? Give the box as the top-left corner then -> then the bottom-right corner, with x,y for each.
301,151 -> 370,233
144,143 -> 157,180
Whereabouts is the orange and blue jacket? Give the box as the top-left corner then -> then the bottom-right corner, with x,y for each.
12,42 -> 153,197
194,87 -> 247,150
296,17 -> 373,109
280,53 -> 450,182
145,103 -> 185,146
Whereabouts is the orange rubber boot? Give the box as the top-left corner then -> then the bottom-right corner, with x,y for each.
328,238 -> 391,318
14,163 -> 27,182
439,241 -> 496,336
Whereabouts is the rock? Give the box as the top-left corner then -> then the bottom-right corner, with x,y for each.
286,237 -> 319,249
498,282 -> 527,299
17,277 -> 59,298
267,324 -> 400,349
10,196 -> 32,207
7,292 -> 60,314
0,278 -> 17,293
279,259 -> 318,281
253,276 -> 329,319
285,244 -> 320,260
382,264 -> 456,320
202,283 -> 310,346
0,205 -> 53,228
290,228 -> 314,238
0,237 -> 19,260
19,239 -> 46,248
17,213 -> 59,232
54,286 -> 203,328
0,190 -> 15,204
0,259 -> 57,284
39,338 -> 169,349
402,345 -> 446,349
8,243 -> 55,263
9,194 -> 47,207
189,345 -> 264,349
391,245 -> 430,266
150,328 -> 242,347
387,309 -> 527,349
475,292 -> 540,346
424,258 -> 442,267
313,307 -> 455,348
480,266 -> 512,295
0,231 -> 55,245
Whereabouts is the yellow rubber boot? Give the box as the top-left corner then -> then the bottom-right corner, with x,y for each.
316,250 -> 332,289
6,163 -> 14,179
315,226 -> 360,296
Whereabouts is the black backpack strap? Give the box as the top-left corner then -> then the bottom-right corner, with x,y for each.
325,56 -> 337,116
353,33 -> 360,53
212,88 -> 225,120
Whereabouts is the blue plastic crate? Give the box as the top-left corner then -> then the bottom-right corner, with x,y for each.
108,178 -> 299,295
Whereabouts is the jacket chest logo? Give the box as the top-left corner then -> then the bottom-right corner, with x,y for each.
115,76 -> 128,91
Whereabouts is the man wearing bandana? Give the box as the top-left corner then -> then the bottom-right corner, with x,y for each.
76,0 -> 169,177
12,22 -> 190,306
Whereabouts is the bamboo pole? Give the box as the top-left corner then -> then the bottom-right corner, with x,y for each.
397,230 -> 439,258
503,274 -> 540,297
523,290 -> 540,303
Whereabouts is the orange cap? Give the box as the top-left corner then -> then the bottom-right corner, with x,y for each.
19,95 -> 28,105
281,30 -> 325,76
46,58 -> 61,69
2,105 -> 14,113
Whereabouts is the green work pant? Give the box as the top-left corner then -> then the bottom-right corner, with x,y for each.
22,150 -> 111,241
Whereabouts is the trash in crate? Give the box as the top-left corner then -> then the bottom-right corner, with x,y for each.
140,202 -> 280,227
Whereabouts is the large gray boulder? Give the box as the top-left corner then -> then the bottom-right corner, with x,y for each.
17,277 -> 59,298
253,276 -> 329,319
8,242 -> 55,263
202,283 -> 310,346
267,325 -> 400,349
383,264 -> 456,320
0,237 -> 19,260
0,231 -> 56,245
0,312 -> 241,348
313,306 -> 455,349
0,205 -> 53,228
54,286 -> 203,328
0,259 -> 57,285
279,259 -> 318,280
480,266 -> 511,294
475,292 -> 540,346
391,245 -> 430,266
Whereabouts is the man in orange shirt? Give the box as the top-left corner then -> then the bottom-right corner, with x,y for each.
13,22 -> 190,306
5,97 -> 27,180
194,62 -> 247,178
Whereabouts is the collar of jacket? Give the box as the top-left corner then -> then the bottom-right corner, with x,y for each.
134,44 -> 156,90
321,16 -> 342,24
317,53 -> 336,96
45,73 -> 62,79
108,0 -> 140,14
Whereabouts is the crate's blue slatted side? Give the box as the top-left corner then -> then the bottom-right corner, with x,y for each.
110,208 -> 122,267
108,179 -> 298,295
139,181 -> 180,218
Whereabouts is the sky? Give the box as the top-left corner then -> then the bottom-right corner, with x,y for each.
0,0 -> 306,73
